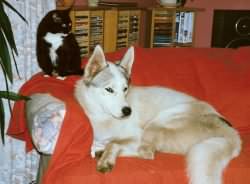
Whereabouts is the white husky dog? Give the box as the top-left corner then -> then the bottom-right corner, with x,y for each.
75,45 -> 241,184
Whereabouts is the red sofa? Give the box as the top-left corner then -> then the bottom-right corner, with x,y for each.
8,47 -> 250,184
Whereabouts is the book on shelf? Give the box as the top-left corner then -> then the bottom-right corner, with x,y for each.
177,11 -> 185,43
176,11 -> 194,44
182,12 -> 189,43
188,12 -> 194,43
175,12 -> 180,42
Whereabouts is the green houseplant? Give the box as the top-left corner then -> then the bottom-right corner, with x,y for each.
0,0 -> 29,144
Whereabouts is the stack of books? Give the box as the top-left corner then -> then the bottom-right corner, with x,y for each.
89,12 -> 104,53
74,12 -> 90,57
116,11 -> 129,49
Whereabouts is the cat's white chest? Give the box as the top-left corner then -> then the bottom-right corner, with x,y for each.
44,32 -> 67,65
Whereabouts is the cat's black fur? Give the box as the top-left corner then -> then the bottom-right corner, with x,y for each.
36,9 -> 83,77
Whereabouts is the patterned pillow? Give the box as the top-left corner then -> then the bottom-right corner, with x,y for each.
32,102 -> 65,154
26,93 -> 66,155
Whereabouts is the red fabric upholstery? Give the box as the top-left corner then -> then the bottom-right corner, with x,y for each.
8,47 -> 250,184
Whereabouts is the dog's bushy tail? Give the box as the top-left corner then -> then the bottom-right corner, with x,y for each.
186,128 -> 241,184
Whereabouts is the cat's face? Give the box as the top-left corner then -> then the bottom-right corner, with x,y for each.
46,9 -> 72,34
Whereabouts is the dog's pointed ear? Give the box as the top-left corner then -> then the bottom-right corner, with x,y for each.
119,46 -> 134,77
84,45 -> 107,83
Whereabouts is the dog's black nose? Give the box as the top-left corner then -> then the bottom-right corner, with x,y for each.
122,106 -> 131,117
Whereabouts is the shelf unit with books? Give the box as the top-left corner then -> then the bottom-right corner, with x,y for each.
70,9 -> 104,57
113,10 -> 141,50
146,7 -> 202,48
68,7 -> 141,56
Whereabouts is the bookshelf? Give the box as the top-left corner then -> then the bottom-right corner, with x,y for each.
69,7 -> 141,57
146,7 -> 201,48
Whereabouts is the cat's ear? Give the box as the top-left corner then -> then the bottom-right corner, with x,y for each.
84,45 -> 107,84
52,13 -> 61,23
63,0 -> 75,12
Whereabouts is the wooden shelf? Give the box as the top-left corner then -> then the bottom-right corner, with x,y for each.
146,7 -> 202,48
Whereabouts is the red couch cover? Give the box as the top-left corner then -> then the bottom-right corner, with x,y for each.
8,47 -> 250,184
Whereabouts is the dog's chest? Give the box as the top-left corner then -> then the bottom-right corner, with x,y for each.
93,118 -> 141,140
43,32 -> 66,65
91,117 -> 142,156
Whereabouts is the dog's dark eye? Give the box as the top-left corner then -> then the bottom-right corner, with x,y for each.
123,87 -> 128,92
105,87 -> 114,93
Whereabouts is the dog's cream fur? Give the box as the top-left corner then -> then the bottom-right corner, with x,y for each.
75,45 -> 241,184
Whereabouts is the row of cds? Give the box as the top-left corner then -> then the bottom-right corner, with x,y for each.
73,11 -> 104,57
89,12 -> 104,53
74,11 -> 90,57
72,9 -> 140,56
116,10 -> 140,50
116,11 -> 130,49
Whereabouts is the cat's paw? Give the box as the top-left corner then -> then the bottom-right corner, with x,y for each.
56,76 -> 66,80
43,74 -> 50,78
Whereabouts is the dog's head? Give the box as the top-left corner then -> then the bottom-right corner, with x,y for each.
83,45 -> 134,119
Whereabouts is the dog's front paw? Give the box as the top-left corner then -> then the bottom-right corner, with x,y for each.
138,145 -> 155,160
97,159 -> 114,173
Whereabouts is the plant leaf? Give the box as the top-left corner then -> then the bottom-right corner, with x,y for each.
2,0 -> 28,24
0,91 -> 30,101
0,66 -> 12,114
0,2 -> 18,55
11,49 -> 21,79
0,31 -> 13,83
0,98 -> 5,144
0,0 -> 28,145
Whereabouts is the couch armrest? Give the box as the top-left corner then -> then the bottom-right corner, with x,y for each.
25,93 -> 65,154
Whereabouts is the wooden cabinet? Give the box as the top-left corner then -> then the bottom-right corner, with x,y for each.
146,7 -> 201,48
69,7 -> 141,56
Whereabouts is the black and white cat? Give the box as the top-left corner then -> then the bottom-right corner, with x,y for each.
36,8 -> 83,77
